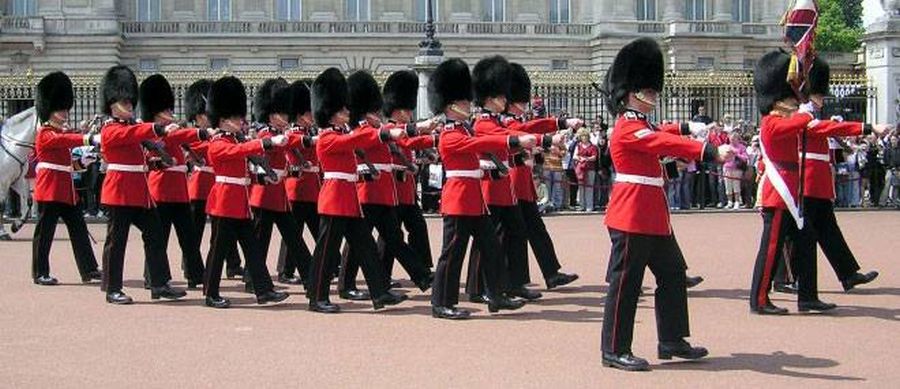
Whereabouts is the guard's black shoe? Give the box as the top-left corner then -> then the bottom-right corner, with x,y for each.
81,270 -> 102,283
186,280 -> 203,290
389,279 -> 402,289
339,289 -> 371,301
774,282 -> 798,294
508,286 -> 543,301
277,274 -> 302,285
205,296 -> 231,309
798,300 -> 837,312
106,291 -> 134,305
143,280 -> 151,290
33,275 -> 59,286
372,291 -> 408,310
685,276 -> 705,289
842,271 -> 879,292
226,267 -> 244,279
151,284 -> 187,300
415,273 -> 434,292
487,295 -> 525,313
601,352 -> 650,371
256,290 -> 289,305
468,294 -> 489,304
546,272 -> 579,289
308,300 -> 340,313
244,283 -> 255,294
754,301 -> 789,315
432,306 -> 471,320
658,340 -> 709,360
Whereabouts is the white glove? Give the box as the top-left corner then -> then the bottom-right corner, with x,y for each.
830,115 -> 844,123
687,122 -> 710,138
164,123 -> 181,133
565,118 -> 584,130
798,102 -> 817,115
270,134 -> 288,146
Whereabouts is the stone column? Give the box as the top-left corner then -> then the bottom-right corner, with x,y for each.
863,15 -> 900,123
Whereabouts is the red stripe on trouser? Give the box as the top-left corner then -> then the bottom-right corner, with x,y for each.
610,234 -> 630,353
757,210 -> 783,307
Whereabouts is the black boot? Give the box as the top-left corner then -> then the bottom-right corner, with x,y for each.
205,295 -> 231,309
487,295 -> 525,313
685,275 -> 705,289
841,271 -> 879,292
81,269 -> 102,283
256,290 -> 289,305
226,266 -> 244,279
546,272 -> 579,289
508,286 -> 542,301
309,300 -> 341,313
106,291 -> 134,305
339,289 -> 371,301
468,294 -> 489,304
372,291 -> 408,310
33,275 -> 59,286
415,273 -> 434,292
753,301 -> 789,315
773,281 -> 798,294
601,352 -> 650,371
151,284 -> 187,300
431,306 -> 471,320
798,300 -> 837,312
658,339 -> 709,360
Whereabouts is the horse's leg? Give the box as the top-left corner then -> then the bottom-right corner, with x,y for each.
10,178 -> 31,234
0,203 -> 8,240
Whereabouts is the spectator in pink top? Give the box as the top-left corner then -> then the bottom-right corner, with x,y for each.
723,132 -> 748,209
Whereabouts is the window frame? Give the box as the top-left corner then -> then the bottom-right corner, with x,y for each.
635,0 -> 658,21
135,0 -> 161,21
549,0 -> 571,25
685,0 -> 708,21
207,0 -> 232,21
732,0 -> 752,23
482,0 -> 507,22
9,0 -> 37,16
346,0 -> 371,22
209,57 -> 231,71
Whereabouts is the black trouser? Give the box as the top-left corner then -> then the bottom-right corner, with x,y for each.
32,201 -> 99,279
101,206 -> 173,292
276,201 -> 319,277
340,204 -> 430,291
432,215 -> 506,307
750,208 -> 818,310
307,215 -> 388,303
203,216 -> 275,298
466,204 -> 528,296
519,200 -> 563,283
602,228 -> 690,354
145,202 -> 205,284
250,207 -> 313,285
379,203 -> 433,275
191,200 -> 242,274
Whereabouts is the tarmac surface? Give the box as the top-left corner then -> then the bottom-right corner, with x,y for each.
0,211 -> 898,388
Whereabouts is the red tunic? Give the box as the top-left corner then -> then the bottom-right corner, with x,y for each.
605,111 -> 705,236
801,121 -> 864,200
205,133 -> 266,219
248,127 -> 291,212
147,128 -> 204,204
503,116 -> 560,202
33,126 -> 86,205
438,122 -> 515,216
395,132 -> 438,206
100,120 -> 158,208
284,126 -> 320,203
356,122 -> 399,206
187,141 -> 215,201
316,125 -> 387,217
474,114 -> 517,206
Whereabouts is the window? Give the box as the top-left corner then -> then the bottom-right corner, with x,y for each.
732,0 -> 751,23
685,0 -> 706,21
207,0 -> 231,21
696,57 -> 714,70
635,0 -> 656,21
210,57 -> 230,71
481,0 -> 505,22
9,0 -> 37,16
551,59 -> 569,70
136,0 -> 161,21
549,0 -> 570,24
346,0 -> 370,21
279,57 -> 299,70
415,0 -> 440,22
139,58 -> 159,72
276,0 -> 302,21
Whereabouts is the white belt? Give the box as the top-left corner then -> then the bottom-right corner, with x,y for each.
356,163 -> 393,174
165,165 -> 188,173
445,170 -> 484,179
803,152 -> 830,162
106,163 -> 148,173
273,168 -> 287,178
392,164 -> 409,171
36,162 -> 73,173
479,160 -> 510,170
194,166 -> 214,174
615,173 -> 665,188
215,176 -> 251,186
323,172 -> 359,182
302,166 -> 320,173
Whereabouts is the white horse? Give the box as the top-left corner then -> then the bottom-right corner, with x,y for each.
0,107 -> 37,240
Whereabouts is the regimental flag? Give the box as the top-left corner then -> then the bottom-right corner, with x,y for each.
781,0 -> 819,99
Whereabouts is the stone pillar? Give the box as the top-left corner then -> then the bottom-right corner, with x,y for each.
863,14 -> 900,123
413,55 -> 445,119
713,0 -> 732,21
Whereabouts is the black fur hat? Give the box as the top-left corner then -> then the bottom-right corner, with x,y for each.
428,58 -> 472,114
35,71 -> 74,123
207,76 -> 247,128
100,65 -> 138,115
753,50 -> 794,115
808,57 -> 830,97
508,63 -> 531,104
472,55 -> 511,107
253,77 -> 293,124
184,79 -> 212,122
290,79 -> 312,117
382,70 -> 419,117
312,68 -> 349,128
604,37 -> 665,115
138,74 -> 175,123
347,70 -> 383,125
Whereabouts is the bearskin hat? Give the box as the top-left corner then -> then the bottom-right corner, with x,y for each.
604,37 -> 665,115
253,77 -> 294,124
312,68 -> 349,128
347,70 -> 383,125
100,65 -> 138,115
35,71 -> 74,123
207,76 -> 247,128
753,50 -> 794,115
138,74 -> 175,123
808,57 -> 831,97
382,70 -> 419,117
472,55 -> 511,107
184,79 -> 212,122
290,79 -> 312,117
508,63 -> 531,104
428,58 -> 472,114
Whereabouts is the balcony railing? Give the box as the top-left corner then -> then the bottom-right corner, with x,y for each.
0,16 -> 44,34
